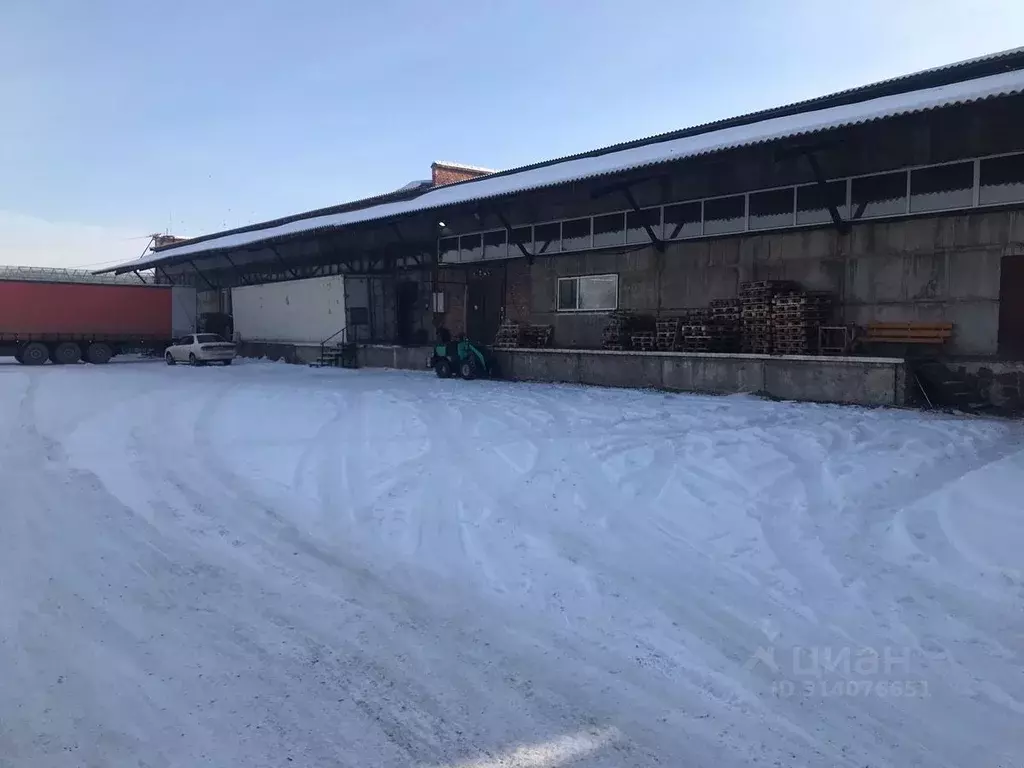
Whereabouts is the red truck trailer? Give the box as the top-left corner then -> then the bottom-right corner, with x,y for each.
0,277 -> 194,365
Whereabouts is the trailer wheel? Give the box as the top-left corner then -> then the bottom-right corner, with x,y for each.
85,342 -> 113,365
52,342 -> 82,365
21,342 -> 50,366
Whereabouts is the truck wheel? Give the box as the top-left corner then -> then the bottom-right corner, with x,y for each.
85,343 -> 113,365
21,342 -> 50,366
52,342 -> 82,365
434,358 -> 453,378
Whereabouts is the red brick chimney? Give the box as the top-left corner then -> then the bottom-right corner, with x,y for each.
431,161 -> 495,187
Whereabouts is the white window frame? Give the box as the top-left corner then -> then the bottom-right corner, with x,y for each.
557,274 -> 618,312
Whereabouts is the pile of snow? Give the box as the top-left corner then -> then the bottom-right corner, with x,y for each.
1,361 -> 1021,766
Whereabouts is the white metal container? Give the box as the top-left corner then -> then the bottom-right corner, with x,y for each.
171,286 -> 198,337
231,276 -> 346,344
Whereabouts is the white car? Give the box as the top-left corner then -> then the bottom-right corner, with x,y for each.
165,333 -> 237,366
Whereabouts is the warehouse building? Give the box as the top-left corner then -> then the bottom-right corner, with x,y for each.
102,48 -> 1024,409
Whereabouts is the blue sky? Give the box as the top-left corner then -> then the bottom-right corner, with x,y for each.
2,0 -> 1023,268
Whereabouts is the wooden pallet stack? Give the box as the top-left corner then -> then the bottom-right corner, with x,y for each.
603,310 -> 635,350
708,298 -> 741,352
772,292 -> 833,355
679,307 -> 711,324
678,323 -> 712,352
655,317 -> 680,351
521,324 -> 553,348
630,331 -> 657,351
740,281 -> 795,354
492,319 -> 523,349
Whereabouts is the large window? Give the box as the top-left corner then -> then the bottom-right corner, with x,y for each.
593,213 -> 626,248
910,162 -> 974,213
980,154 -> 1024,205
627,208 -> 661,243
510,226 -> 533,256
704,195 -> 745,235
482,229 -> 507,260
796,181 -> 848,225
561,218 -> 592,251
439,236 -> 459,263
534,222 -> 560,254
851,171 -> 907,219
557,274 -> 618,311
459,233 -> 482,262
749,188 -> 795,230
664,201 -> 702,239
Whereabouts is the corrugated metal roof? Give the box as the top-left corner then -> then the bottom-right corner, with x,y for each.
101,54 -> 1024,274
0,265 -> 147,285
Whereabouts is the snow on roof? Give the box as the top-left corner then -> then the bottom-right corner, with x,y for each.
103,66 -> 1024,273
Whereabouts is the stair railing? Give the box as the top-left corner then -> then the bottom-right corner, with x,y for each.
319,326 -> 348,365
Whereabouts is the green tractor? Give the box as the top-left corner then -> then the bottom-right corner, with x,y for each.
429,329 -> 495,380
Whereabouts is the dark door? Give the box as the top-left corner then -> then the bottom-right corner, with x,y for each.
999,255 -> 1024,357
467,274 -> 503,343
396,281 -> 419,345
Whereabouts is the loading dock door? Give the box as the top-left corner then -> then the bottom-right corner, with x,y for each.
396,281 -> 420,345
467,273 -> 503,344
999,255 -> 1024,357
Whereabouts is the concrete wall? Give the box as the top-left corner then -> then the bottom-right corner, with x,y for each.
357,344 -> 433,371
494,348 -> 906,407
238,341 -> 433,371
524,209 -> 1024,356
237,341 -> 321,365
236,337 -> 904,407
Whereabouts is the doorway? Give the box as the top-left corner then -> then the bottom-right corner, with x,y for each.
396,281 -> 420,345
998,255 -> 1024,357
466,272 -> 504,343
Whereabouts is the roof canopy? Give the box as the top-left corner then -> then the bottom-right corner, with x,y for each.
99,48 -> 1024,275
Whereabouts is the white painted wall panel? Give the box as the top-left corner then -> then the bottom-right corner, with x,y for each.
232,276 -> 345,344
171,286 -> 197,337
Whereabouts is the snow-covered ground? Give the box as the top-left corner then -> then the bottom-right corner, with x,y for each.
1,358 -> 1022,767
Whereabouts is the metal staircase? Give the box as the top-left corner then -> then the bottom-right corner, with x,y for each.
311,327 -> 358,369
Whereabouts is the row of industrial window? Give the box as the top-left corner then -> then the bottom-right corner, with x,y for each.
437,152 -> 1024,263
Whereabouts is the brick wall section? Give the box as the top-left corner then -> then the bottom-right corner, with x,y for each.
436,267 -> 467,335
503,260 -> 532,323
431,162 -> 493,187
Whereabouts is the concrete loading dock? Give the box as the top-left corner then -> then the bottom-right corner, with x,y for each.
492,349 -> 906,407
